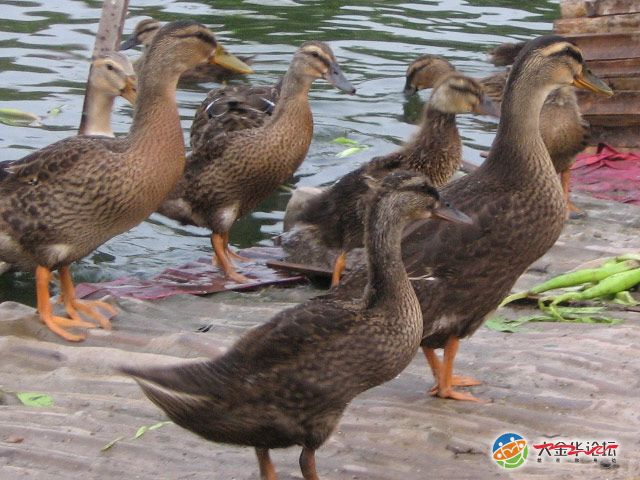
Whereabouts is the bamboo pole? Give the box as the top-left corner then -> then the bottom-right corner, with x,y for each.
78,0 -> 129,135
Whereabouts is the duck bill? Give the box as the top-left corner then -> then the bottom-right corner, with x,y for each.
210,45 -> 253,74
324,62 -> 356,94
474,95 -> 500,118
573,67 -> 613,97
431,204 -> 473,225
403,80 -> 417,97
119,35 -> 139,51
120,76 -> 138,104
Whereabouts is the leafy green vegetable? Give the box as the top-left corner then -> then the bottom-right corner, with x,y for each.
100,436 -> 124,452
332,137 -> 370,158
16,392 -> 54,407
47,105 -> 64,117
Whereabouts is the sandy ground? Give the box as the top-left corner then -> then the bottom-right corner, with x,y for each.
1,192 -> 639,480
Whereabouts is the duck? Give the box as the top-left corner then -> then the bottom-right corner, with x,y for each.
333,35 -> 613,401
289,73 -> 497,286
120,18 -> 255,85
0,21 -> 251,342
481,41 -> 590,216
0,52 -> 137,278
157,41 -> 355,283
120,170 -> 471,480
79,51 -> 137,136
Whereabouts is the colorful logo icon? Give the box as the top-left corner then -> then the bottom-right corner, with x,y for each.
492,433 -> 528,469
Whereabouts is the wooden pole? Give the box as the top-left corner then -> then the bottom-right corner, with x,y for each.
78,0 -> 129,135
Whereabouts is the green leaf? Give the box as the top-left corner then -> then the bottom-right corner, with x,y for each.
47,105 -> 64,117
613,291 -> 639,306
147,421 -> 172,431
336,146 -> 368,158
0,108 -> 41,127
100,436 -> 124,452
332,137 -> 360,146
16,392 -> 54,407
133,425 -> 148,439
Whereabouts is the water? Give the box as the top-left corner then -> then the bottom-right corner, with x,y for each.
0,0 -> 557,304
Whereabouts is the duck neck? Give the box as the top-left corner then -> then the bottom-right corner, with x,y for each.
83,90 -> 115,137
404,107 -> 460,185
267,69 -> 313,128
484,77 -> 556,180
127,57 -> 185,167
363,197 -> 414,310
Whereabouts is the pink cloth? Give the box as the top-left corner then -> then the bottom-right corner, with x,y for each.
571,144 -> 640,205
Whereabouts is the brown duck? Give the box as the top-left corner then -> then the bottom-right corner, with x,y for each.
0,21 -> 251,342
121,170 -> 471,480
158,41 -> 355,283
290,73 -> 496,286
334,35 -> 613,401
120,18 -> 254,85
80,51 -> 137,136
483,40 -> 590,216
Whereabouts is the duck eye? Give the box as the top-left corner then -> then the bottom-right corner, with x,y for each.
106,64 -> 114,71
311,51 -> 320,58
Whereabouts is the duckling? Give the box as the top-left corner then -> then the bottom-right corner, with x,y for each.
334,35 -> 613,401
291,73 -> 496,286
120,18 -> 255,85
482,41 -> 590,216
121,170 -> 471,480
80,51 -> 137,137
0,21 -> 251,342
158,41 -> 355,283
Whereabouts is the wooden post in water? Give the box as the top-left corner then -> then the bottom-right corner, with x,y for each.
78,0 -> 129,135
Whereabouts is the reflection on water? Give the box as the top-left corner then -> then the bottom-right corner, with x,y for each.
0,0 -> 557,303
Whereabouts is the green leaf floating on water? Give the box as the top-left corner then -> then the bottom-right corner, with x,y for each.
47,105 -> 64,117
332,137 -> 360,146
16,392 -> 54,407
0,107 -> 41,127
332,137 -> 370,158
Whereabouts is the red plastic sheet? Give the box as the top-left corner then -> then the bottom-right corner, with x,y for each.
571,144 -> 640,205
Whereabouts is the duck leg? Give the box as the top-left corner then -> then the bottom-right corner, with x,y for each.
255,448 -> 278,480
222,232 -> 252,263
59,266 -> 116,330
422,346 -> 481,395
331,251 -> 347,287
211,233 -> 250,283
560,170 -> 582,217
35,266 -> 89,342
299,447 -> 320,480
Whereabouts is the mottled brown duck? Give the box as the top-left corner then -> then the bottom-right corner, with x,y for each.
292,73 -> 496,286
121,170 -> 471,480
120,18 -> 254,85
0,21 -> 251,342
158,41 -> 355,283
482,40 -> 590,216
80,51 -> 137,137
334,35 -> 613,401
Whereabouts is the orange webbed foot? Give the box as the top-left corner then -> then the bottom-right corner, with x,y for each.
64,298 -> 117,330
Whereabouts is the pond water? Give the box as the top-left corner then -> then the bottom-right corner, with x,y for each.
0,0 -> 557,304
